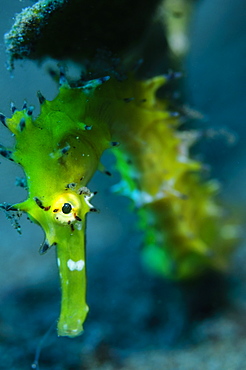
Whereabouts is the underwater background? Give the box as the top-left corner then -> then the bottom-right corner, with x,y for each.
0,0 -> 246,369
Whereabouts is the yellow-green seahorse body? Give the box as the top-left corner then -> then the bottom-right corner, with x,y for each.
87,75 -> 237,280
0,74 -> 237,337
1,77 -> 112,337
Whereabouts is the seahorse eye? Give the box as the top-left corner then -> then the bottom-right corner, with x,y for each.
52,193 -> 82,225
62,202 -> 72,214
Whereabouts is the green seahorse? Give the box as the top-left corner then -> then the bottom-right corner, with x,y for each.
0,72 -> 237,337
0,75 -> 113,337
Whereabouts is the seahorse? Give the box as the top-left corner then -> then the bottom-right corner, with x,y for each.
0,75 -> 114,337
0,72 -> 237,337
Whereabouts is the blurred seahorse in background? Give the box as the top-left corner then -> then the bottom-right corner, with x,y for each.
0,0 -> 239,337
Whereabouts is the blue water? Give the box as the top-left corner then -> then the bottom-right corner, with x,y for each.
0,0 -> 245,369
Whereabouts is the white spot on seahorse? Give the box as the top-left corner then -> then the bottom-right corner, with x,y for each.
75,221 -> 82,230
67,259 -> 85,271
57,258 -> 60,267
84,194 -> 94,208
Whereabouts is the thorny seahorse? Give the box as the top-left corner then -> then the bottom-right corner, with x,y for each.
0,72 -> 237,337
